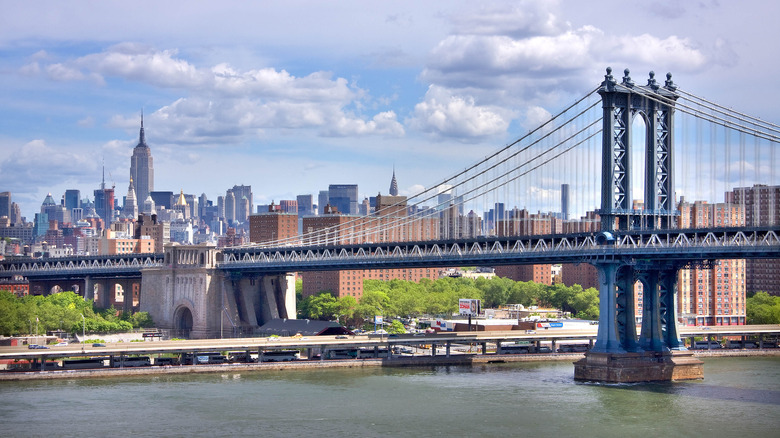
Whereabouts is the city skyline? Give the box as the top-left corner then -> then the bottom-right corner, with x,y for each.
1,1 -> 779,217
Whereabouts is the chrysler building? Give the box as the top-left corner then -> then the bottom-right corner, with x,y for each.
130,113 -> 154,204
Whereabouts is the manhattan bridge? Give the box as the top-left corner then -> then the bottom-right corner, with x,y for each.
1,68 -> 779,379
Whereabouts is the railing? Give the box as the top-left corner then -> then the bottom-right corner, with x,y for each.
1,227 -> 777,277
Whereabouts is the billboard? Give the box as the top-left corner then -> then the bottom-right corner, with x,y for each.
458,299 -> 481,316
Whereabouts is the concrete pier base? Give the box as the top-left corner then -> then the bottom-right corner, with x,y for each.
573,350 -> 703,383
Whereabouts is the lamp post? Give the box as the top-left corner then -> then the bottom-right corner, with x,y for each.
80,313 -> 85,340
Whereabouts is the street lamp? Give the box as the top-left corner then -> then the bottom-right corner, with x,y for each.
80,313 -> 85,340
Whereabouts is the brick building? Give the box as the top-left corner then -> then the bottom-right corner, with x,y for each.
301,195 -> 440,299
676,199 -> 746,325
727,184 -> 780,296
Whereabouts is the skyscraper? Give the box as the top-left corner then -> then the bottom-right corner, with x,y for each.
94,167 -> 115,224
0,192 -> 11,218
318,190 -> 329,215
64,189 -> 81,215
561,184 -> 570,220
389,169 -> 399,196
230,185 -> 252,216
328,184 -> 358,215
130,114 -> 154,204
121,177 -> 138,219
225,190 -> 236,222
296,194 -> 314,216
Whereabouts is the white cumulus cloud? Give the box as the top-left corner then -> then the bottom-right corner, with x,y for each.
408,85 -> 511,141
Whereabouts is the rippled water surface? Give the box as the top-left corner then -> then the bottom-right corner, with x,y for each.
2,357 -> 779,437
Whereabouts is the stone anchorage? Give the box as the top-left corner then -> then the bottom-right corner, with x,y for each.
573,351 -> 703,383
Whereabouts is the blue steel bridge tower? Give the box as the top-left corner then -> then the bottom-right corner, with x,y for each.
576,68 -> 701,382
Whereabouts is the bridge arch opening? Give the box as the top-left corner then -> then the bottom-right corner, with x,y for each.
174,306 -> 194,338
631,112 -> 648,212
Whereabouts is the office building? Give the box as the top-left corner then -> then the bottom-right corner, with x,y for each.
130,114 -> 154,203
150,191 -> 173,210
318,190 -> 329,215
297,195 -> 314,217
0,192 -> 11,219
121,178 -> 139,219
561,184 -> 570,220
389,169 -> 399,196
328,184 -> 358,216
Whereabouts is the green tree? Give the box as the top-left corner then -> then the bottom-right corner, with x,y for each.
479,277 -> 512,308
570,287 -> 599,320
335,295 -> 357,324
746,291 -> 780,324
310,292 -> 339,320
387,319 -> 406,334
355,287 -> 390,319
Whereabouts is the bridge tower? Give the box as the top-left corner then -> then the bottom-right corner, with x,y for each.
141,244 -> 295,339
575,68 -> 702,382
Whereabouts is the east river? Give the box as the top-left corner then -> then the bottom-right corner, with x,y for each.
1,356 -> 778,437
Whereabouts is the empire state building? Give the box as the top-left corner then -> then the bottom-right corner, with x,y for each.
130,114 -> 154,204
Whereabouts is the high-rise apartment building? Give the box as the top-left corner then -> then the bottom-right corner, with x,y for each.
249,207 -> 298,244
301,194 -> 440,300
130,115 -> 154,203
676,199 -> 746,325
727,184 -> 780,296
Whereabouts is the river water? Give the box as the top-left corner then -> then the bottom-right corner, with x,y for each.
2,356 -> 779,437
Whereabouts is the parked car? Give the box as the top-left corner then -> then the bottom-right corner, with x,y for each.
92,343 -> 106,347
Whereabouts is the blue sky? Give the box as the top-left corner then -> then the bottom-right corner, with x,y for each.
1,0 -> 778,218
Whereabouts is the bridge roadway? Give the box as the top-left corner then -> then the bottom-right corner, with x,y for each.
2,324 -> 779,364
1,226 -> 778,279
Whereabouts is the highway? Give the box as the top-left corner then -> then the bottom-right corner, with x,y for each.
2,324 -> 779,363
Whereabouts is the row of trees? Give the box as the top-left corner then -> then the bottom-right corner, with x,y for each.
0,290 -> 154,337
746,291 -> 780,324
298,276 -> 600,325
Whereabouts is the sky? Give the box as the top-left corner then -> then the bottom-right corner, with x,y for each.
1,0 -> 778,219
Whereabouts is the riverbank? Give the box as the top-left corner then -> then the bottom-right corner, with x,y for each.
2,348 -> 778,381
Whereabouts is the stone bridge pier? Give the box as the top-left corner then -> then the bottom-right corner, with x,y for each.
141,244 -> 295,339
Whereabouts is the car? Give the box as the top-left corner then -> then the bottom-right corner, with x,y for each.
28,344 -> 45,349
92,343 -> 106,347
526,330 -> 536,334
56,342 -> 68,346
335,335 -> 349,339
